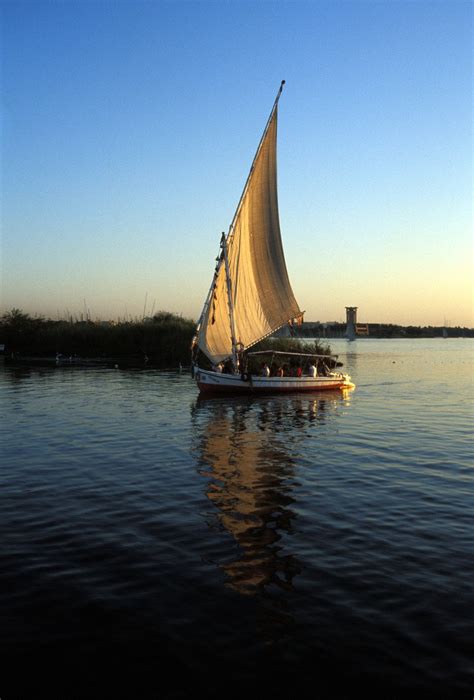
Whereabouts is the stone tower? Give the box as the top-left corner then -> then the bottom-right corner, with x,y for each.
345,307 -> 358,340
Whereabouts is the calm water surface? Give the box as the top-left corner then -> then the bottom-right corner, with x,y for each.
1,339 -> 473,697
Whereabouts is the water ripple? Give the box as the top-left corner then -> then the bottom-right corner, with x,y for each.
1,341 -> 473,696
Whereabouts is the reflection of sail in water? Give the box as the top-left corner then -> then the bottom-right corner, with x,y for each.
192,393 -> 350,596
201,407 -> 298,596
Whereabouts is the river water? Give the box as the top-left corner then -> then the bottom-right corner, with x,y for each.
1,339 -> 472,697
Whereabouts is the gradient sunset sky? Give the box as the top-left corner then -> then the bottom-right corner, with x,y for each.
1,0 -> 472,326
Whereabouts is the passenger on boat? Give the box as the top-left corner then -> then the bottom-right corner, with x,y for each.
261,363 -> 270,377
296,366 -> 302,377
213,362 -> 224,373
308,362 -> 317,377
276,366 -> 284,377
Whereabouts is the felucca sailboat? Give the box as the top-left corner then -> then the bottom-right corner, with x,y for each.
191,82 -> 354,394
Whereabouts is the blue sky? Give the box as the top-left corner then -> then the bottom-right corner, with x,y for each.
1,0 -> 472,325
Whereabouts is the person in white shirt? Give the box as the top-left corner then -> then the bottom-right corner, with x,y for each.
308,362 -> 317,377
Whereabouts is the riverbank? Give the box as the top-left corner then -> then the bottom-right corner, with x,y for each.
1,310 -> 333,368
297,321 -> 473,338
3,310 -> 471,368
1,310 -> 195,367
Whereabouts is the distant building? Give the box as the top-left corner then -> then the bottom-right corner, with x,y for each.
345,307 -> 357,340
345,307 -> 369,339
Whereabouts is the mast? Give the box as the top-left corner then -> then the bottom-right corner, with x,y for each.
220,232 -> 239,368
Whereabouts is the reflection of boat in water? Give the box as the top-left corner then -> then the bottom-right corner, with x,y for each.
192,392 -> 351,596
191,82 -> 354,394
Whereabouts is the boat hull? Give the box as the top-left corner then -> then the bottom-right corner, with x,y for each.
195,367 -> 354,394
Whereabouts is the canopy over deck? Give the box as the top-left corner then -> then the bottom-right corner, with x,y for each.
247,350 -> 338,360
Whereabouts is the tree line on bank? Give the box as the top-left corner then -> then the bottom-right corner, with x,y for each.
0,309 -> 196,366
0,310 -> 331,368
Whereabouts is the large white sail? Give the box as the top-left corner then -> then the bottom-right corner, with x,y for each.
197,92 -> 302,364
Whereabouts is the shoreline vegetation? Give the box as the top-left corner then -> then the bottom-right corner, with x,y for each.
1,309 -> 195,368
0,309 -> 332,368
1,310 -> 472,368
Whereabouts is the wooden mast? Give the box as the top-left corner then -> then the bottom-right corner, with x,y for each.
221,232 -> 239,369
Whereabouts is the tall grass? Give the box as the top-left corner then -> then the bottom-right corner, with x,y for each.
1,309 -> 196,367
1,310 -> 335,368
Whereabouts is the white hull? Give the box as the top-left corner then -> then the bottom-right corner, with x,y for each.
194,367 -> 354,394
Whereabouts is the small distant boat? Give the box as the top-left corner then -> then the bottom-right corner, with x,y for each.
191,82 -> 354,394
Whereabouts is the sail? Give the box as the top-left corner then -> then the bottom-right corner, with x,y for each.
197,99 -> 302,364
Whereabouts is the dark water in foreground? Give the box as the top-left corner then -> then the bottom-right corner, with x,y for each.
1,339 -> 473,697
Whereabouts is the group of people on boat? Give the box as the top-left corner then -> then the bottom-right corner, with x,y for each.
212,359 -> 326,379
260,362 -> 318,378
